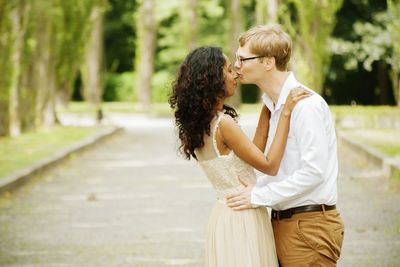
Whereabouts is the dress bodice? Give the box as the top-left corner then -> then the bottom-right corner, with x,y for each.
196,112 -> 256,203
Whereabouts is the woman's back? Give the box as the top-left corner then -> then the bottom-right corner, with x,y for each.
195,112 -> 278,267
196,113 -> 257,202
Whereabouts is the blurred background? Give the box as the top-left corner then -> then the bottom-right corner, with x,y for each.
0,0 -> 399,138
1,1 -> 400,266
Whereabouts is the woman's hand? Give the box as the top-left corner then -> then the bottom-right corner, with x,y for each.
282,86 -> 310,116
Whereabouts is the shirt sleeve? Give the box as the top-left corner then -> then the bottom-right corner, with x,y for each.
251,99 -> 328,207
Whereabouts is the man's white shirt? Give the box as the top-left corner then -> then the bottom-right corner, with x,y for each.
251,72 -> 338,210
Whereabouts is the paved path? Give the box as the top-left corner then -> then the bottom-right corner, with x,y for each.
0,115 -> 399,267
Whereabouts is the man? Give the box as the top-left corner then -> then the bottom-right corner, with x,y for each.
226,24 -> 344,266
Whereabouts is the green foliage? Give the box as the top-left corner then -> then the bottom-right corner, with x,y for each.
104,0 -> 137,72
327,0 -> 399,105
55,0 -> 97,84
152,70 -> 174,102
102,70 -> 174,103
330,12 -> 391,72
282,0 -> 343,93
103,72 -> 135,102
155,0 -> 227,73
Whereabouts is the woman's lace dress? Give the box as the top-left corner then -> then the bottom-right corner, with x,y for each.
195,112 -> 278,267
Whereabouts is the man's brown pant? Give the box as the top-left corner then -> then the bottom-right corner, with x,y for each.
272,209 -> 344,267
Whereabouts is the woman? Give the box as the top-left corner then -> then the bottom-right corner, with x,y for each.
169,46 -> 308,267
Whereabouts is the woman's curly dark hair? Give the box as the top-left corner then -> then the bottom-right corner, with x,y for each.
169,46 -> 238,160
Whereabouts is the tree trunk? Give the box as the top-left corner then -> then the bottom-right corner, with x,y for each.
136,0 -> 156,110
182,0 -> 198,51
377,61 -> 389,104
226,0 -> 242,109
256,0 -> 278,24
397,76 -> 400,106
81,5 -> 104,119
256,0 -> 267,24
290,0 -> 343,94
9,3 -> 29,136
0,1 -> 12,136
9,8 -> 22,137
267,0 -> 278,23
34,7 -> 57,128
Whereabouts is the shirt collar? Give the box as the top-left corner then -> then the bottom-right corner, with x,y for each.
262,72 -> 300,113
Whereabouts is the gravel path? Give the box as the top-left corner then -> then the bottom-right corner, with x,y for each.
0,115 -> 399,267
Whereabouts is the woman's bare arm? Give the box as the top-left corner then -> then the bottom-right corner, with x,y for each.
220,87 -> 309,175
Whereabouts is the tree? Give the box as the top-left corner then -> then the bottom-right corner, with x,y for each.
9,2 -> 30,136
226,0 -> 243,108
0,1 -> 12,136
0,1 -> 31,136
0,0 -> 105,136
282,0 -> 343,93
328,1 -> 397,105
56,0 -> 99,107
181,0 -> 198,51
81,2 -> 106,119
135,0 -> 156,109
387,0 -> 400,105
256,0 -> 278,24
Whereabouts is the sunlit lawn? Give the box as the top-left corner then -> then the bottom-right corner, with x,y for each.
341,129 -> 400,157
62,102 -> 173,116
0,126 -> 100,177
330,105 -> 400,117
331,106 -> 400,156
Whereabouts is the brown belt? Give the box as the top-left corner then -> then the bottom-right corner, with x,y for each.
271,204 -> 336,220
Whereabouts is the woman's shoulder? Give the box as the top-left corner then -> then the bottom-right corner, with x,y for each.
218,114 -> 242,138
219,113 -> 237,127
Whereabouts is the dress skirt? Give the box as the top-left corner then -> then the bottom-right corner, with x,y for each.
205,202 -> 279,267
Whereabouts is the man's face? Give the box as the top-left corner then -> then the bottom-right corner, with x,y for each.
234,43 -> 266,85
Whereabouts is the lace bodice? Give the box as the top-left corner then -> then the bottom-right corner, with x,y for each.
196,112 -> 257,203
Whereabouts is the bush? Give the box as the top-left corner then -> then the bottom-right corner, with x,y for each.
152,70 -> 174,102
103,71 -> 174,103
103,72 -> 135,102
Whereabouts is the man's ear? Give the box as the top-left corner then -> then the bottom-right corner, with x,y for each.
264,57 -> 275,71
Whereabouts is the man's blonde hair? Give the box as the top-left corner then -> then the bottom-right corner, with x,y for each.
239,24 -> 292,71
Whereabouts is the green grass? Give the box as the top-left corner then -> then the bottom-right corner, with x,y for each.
61,102 -> 173,116
342,129 -> 400,157
331,105 -> 400,118
0,126 -> 101,177
331,106 -> 400,157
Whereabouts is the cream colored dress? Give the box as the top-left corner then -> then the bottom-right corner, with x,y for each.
195,112 -> 278,267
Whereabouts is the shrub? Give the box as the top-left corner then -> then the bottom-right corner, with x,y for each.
103,72 -> 136,102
